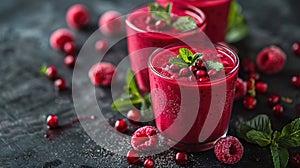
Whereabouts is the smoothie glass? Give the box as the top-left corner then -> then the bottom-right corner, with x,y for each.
148,43 -> 239,152
157,0 -> 231,42
126,3 -> 206,93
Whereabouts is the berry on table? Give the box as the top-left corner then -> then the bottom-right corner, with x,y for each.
131,126 -> 158,151
267,94 -> 281,107
255,81 -> 268,94
95,40 -> 108,52
292,42 -> 300,56
54,78 -> 67,90
248,72 -> 260,81
46,114 -> 59,129
243,96 -> 257,110
272,104 -> 284,117
291,75 -> 300,89
114,119 -> 128,133
256,45 -> 286,74
66,4 -> 90,29
175,152 -> 188,165
64,55 -> 76,68
235,78 -> 247,100
50,28 -> 74,50
63,41 -> 76,55
127,109 -> 142,123
290,154 -> 300,168
99,10 -> 123,36
126,149 -> 140,164
45,66 -> 58,80
144,158 -> 155,168
88,62 -> 117,86
214,136 -> 244,164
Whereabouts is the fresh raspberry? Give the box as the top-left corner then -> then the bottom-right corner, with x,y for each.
214,136 -> 244,164
66,4 -> 90,29
95,40 -> 108,52
290,154 -> 300,168
50,28 -> 74,50
235,78 -> 247,100
131,126 -> 158,151
99,10 -> 123,36
88,62 -> 117,86
63,41 -> 76,55
256,46 -> 286,74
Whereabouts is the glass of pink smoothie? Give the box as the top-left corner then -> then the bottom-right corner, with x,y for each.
126,3 -> 206,93
157,0 -> 231,42
148,43 -> 239,152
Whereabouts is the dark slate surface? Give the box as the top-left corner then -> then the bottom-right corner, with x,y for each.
0,0 -> 300,167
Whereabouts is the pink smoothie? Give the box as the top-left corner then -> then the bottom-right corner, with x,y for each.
148,44 -> 239,151
126,4 -> 206,93
157,0 -> 231,42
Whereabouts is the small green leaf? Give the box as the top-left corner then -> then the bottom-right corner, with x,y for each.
270,144 -> 289,168
111,96 -> 143,112
149,2 -> 172,24
179,48 -> 194,64
277,118 -> 300,148
172,16 -> 197,32
206,61 -> 224,72
169,57 -> 189,68
166,2 -> 172,13
191,53 -> 203,66
246,130 -> 271,147
40,64 -> 48,75
125,69 -> 141,97
140,93 -> 154,121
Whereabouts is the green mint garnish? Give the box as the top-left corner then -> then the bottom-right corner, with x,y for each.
237,115 -> 300,168
226,0 -> 248,43
40,64 -> 48,75
149,2 -> 172,24
172,16 -> 197,32
206,61 -> 225,71
111,69 -> 153,120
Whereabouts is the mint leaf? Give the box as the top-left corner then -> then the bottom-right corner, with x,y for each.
169,57 -> 189,68
40,64 -> 47,75
206,61 -> 224,72
149,2 -> 172,24
125,69 -> 140,97
277,118 -> 300,148
246,130 -> 271,147
140,93 -> 154,121
172,16 -> 197,32
191,53 -> 203,66
111,96 -> 143,112
237,114 -> 273,142
270,144 -> 289,168
179,48 -> 194,64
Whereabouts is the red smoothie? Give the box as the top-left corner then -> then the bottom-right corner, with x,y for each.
157,0 -> 231,42
148,43 -> 239,151
126,3 -> 206,93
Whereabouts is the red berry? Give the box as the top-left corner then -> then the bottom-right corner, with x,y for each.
155,20 -> 167,30
54,78 -> 67,90
248,72 -> 260,81
47,114 -> 59,129
256,45 -> 286,74
126,149 -> 140,164
64,55 -> 76,68
189,65 -> 196,72
272,104 -> 284,117
197,60 -> 206,70
144,158 -> 155,168
267,94 -> 281,107
242,58 -> 256,73
235,78 -> 247,100
196,70 -> 207,78
114,119 -> 128,133
45,66 -> 58,80
291,75 -> 300,89
214,136 -> 244,164
127,109 -> 142,123
88,62 -> 117,86
66,4 -> 90,29
243,96 -> 257,110
50,29 -> 74,50
99,10 -> 123,36
131,126 -> 158,151
290,154 -> 300,168
95,40 -> 108,52
175,152 -> 188,165
255,81 -> 268,94
178,68 -> 190,77
292,42 -> 300,56
63,42 -> 76,55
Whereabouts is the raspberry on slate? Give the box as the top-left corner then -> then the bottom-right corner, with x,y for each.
66,4 -> 90,29
50,28 -> 74,50
88,62 -> 117,86
99,10 -> 123,36
175,152 -> 188,165
126,149 -> 140,164
131,126 -> 158,151
46,114 -> 59,129
114,119 -> 128,133
214,136 -> 244,164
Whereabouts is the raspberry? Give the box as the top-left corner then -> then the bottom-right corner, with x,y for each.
99,10 -> 123,36
88,62 -> 117,86
256,46 -> 286,74
214,136 -> 244,164
235,78 -> 247,100
131,126 -> 158,151
66,4 -> 90,29
290,154 -> 300,168
50,28 -> 74,50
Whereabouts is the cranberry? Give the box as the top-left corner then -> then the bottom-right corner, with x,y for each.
114,119 -> 128,133
54,78 -> 67,90
290,154 -> 300,168
45,66 -> 58,80
292,42 -> 300,56
196,69 -> 207,78
95,40 -> 108,52
272,104 -> 284,117
63,42 -> 76,55
144,158 -> 155,168
189,65 -> 197,72
169,64 -> 180,72
248,72 -> 260,81
291,75 -> 300,89
155,20 -> 167,30
255,81 -> 268,94
196,60 -> 206,70
50,28 -> 74,50
175,152 -> 188,165
235,78 -> 247,100
64,55 -> 76,68
243,96 -> 257,110
99,10 -> 123,36
47,114 -> 59,129
88,62 -> 117,86
127,109 -> 142,123
126,149 -> 140,164
66,4 -> 90,29
242,58 -> 256,73
268,94 -> 281,107
178,68 -> 190,77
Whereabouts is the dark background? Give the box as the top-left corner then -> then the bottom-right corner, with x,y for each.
1,0 -> 300,167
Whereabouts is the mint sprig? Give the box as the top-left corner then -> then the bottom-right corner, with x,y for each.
111,69 -> 153,120
237,115 -> 300,168
172,16 -> 197,32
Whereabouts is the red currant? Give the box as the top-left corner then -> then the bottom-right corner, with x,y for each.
54,78 -> 67,90
248,72 -> 260,81
127,109 -> 142,123
291,75 -> 300,89
45,66 -> 58,80
126,149 -> 140,164
196,70 -> 207,78
175,152 -> 188,165
63,42 -> 76,55
255,81 -> 268,94
243,96 -> 257,110
292,42 -> 300,56
114,119 -> 128,133
272,104 -> 284,117
46,114 -> 59,129
64,55 -> 76,68
267,94 -> 281,107
144,158 -> 155,168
